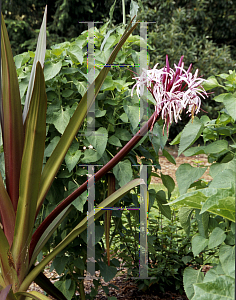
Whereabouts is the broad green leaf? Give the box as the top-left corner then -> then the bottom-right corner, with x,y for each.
97,261 -> 117,282
65,150 -> 82,172
200,187 -> 234,214
230,222 -> 235,235
209,169 -> 235,189
52,257 -> 70,275
149,123 -> 168,154
108,135 -> 122,147
162,149 -> 176,164
1,13 -> 24,211
113,79 -> 133,92
204,140 -> 228,154
86,127 -> 108,158
123,104 -> 140,129
66,183 -> 87,212
20,79 -> 30,100
100,76 -> 115,91
103,35 -> 117,52
20,179 -> 145,291
67,45 -> 83,64
178,117 -> 204,155
44,61 -> 62,81
156,190 -> 171,220
168,188 -> 217,207
114,128 -> 132,141
200,115 -> 211,125
36,20 -> 139,215
191,235 -> 208,257
192,275 -> 235,300
74,257 -> 85,270
94,225 -> 105,245
195,209 -> 209,238
113,159 -> 133,187
12,63 -> 47,280
73,80 -> 87,96
51,48 -> 63,56
209,159 -> 236,178
22,6 -> 47,123
202,76 -> 221,91
169,131 -> 182,145
52,107 -> 70,134
81,149 -> 100,163
95,108 -> 106,117
219,245 -> 235,278
183,146 -> 205,156
178,207 -> 194,236
206,197 -> 235,222
62,89 -> 74,98
183,267 -> 204,300
204,268 -> 218,282
169,187 -> 235,221
223,93 -> 236,121
119,113 -> 129,123
54,280 -> 76,300
14,52 -> 30,69
214,93 -> 228,102
161,173 -> 175,199
100,28 -> 116,51
176,164 -> 207,195
208,227 -> 226,249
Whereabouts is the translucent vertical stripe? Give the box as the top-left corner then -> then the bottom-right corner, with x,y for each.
87,165 -> 95,277
139,22 -> 148,136
87,22 -> 95,136
139,164 -> 148,278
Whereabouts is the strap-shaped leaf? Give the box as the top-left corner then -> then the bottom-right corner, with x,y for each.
30,269 -> 67,300
105,173 -> 116,266
0,228 -> 18,289
20,178 -> 145,291
0,285 -> 12,300
0,172 -> 15,245
1,13 -> 24,211
15,291 -> 51,300
0,274 -> 6,289
36,18 -> 139,215
22,6 -> 47,123
29,205 -> 73,267
12,63 -> 47,283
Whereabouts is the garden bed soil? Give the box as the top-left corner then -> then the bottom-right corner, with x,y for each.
29,264 -> 213,299
151,145 -> 212,184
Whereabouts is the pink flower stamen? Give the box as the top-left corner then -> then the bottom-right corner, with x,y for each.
131,55 -> 208,135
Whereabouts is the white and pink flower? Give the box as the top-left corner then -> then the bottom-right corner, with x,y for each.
131,55 -> 208,134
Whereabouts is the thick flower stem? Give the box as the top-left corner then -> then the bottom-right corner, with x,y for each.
29,112 -> 157,259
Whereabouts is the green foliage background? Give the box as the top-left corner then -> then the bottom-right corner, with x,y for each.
2,1 -> 235,298
3,0 -> 236,137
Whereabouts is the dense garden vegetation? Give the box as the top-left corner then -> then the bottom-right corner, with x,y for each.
0,1 -> 235,299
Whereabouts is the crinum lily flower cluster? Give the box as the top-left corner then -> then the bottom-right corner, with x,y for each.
131,55 -> 208,134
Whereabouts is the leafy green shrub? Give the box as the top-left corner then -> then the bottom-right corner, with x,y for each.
14,21 -> 178,299
168,70 -> 236,299
112,207 -> 200,294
